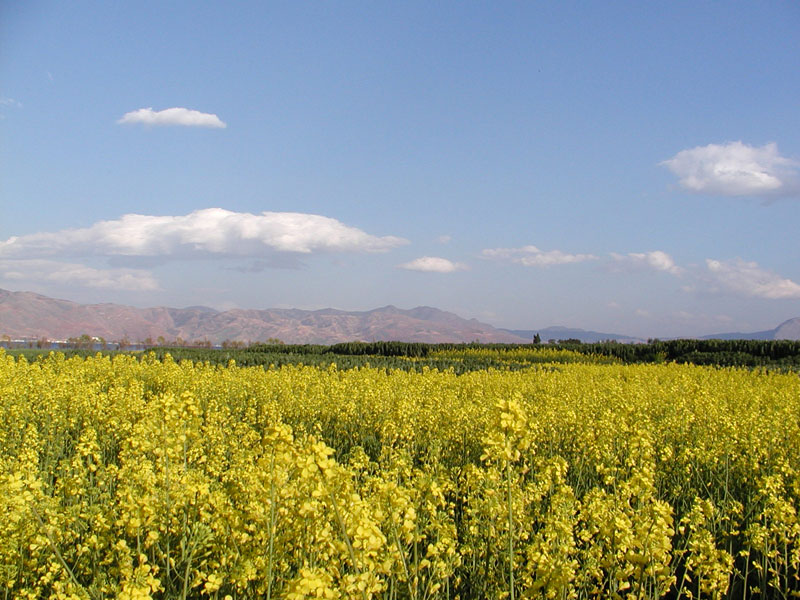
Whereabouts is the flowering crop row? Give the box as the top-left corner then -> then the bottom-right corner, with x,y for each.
1,350 -> 798,598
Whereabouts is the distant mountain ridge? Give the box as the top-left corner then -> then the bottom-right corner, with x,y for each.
505,319 -> 800,343
0,288 -> 528,344
700,318 -> 800,341
1,289 -> 798,344
506,319 -> 800,343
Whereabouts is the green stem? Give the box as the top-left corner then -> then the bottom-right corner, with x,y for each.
328,488 -> 368,600
29,503 -> 97,600
266,450 -> 277,600
389,514 -> 413,599
507,460 -> 515,600
180,534 -> 198,600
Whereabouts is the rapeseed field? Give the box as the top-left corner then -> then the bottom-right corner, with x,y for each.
1,349 -> 798,598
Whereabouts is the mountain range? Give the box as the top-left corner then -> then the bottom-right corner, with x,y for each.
699,318 -> 800,341
0,289 -> 527,344
1,288 -> 798,344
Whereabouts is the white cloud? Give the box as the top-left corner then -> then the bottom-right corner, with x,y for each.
0,260 -> 159,291
398,257 -> 467,273
117,107 -> 227,128
611,250 -> 683,275
436,235 -> 452,244
482,245 -> 597,267
703,258 -> 800,299
661,141 -> 800,196
607,249 -> 800,300
0,208 -> 408,260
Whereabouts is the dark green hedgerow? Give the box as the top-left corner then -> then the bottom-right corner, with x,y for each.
7,338 -> 800,371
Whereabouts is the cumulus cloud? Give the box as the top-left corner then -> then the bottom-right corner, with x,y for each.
661,141 -> 800,197
0,260 -> 159,291
610,250 -> 683,275
702,258 -> 800,299
117,107 -> 227,128
0,208 -> 408,260
398,257 -> 467,273
482,245 -> 597,267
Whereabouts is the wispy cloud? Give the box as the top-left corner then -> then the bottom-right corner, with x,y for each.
0,97 -> 22,119
610,250 -> 683,275
398,256 -> 467,273
609,249 -> 799,300
481,244 -> 799,303
0,259 -> 158,291
117,107 -> 227,128
661,141 -> 800,197
482,245 -> 597,267
701,258 -> 800,299
0,208 -> 408,259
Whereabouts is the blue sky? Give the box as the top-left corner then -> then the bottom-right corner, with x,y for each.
1,1 -> 799,337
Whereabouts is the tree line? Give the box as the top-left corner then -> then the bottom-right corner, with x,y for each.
5,338 -> 800,370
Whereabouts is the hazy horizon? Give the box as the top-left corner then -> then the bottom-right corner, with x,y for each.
1,285 -> 794,341
2,2 -> 799,339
